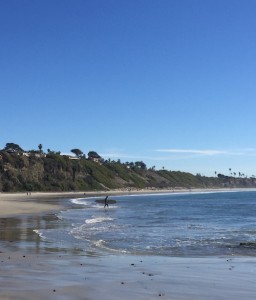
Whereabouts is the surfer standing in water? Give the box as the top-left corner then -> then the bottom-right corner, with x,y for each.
104,195 -> 109,208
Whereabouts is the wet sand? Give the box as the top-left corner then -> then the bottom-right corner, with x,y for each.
0,251 -> 256,300
1,190 -> 256,299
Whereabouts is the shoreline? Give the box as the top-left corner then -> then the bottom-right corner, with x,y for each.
1,189 -> 256,299
1,187 -> 256,217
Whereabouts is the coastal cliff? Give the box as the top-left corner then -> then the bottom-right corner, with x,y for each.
1,150 -> 255,192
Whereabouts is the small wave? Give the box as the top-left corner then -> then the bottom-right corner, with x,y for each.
94,239 -> 105,247
92,239 -> 128,254
71,196 -> 107,202
70,198 -> 118,209
33,229 -> 47,241
85,217 -> 113,224
187,224 -> 206,230
71,198 -> 91,206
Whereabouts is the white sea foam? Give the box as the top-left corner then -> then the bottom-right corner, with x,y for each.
94,239 -> 105,247
70,198 -> 118,208
33,229 -> 47,241
71,198 -> 91,205
71,196 -> 106,202
92,239 -> 128,253
85,217 -> 113,224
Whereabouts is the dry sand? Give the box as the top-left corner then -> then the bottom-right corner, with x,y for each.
0,190 -> 256,299
0,191 -> 85,216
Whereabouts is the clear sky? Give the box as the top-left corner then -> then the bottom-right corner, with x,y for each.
1,0 -> 256,177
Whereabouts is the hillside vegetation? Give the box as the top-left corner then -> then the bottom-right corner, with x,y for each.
0,144 -> 256,192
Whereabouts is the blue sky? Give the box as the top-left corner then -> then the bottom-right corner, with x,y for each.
1,0 -> 256,177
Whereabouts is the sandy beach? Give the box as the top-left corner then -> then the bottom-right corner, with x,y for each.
0,191 -> 87,216
0,188 -> 249,216
1,251 -> 256,299
0,190 -> 256,299
0,189 -> 189,216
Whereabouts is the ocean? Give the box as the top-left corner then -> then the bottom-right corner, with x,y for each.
35,190 -> 256,257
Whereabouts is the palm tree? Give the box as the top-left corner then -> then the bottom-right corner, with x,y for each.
38,144 -> 43,153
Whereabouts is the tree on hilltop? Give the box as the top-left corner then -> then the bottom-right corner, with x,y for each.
88,151 -> 104,163
3,143 -> 24,153
71,148 -> 84,158
88,151 -> 101,159
135,161 -> 147,170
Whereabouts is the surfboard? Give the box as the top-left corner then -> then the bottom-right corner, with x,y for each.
95,199 -> 117,204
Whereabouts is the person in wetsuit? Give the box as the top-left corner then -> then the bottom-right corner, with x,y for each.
104,195 -> 109,208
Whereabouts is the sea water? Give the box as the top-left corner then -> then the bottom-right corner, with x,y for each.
35,191 -> 256,256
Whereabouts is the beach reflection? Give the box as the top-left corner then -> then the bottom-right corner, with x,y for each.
0,214 -> 59,253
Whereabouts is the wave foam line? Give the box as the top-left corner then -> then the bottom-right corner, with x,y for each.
33,229 -> 47,241
85,217 -> 113,224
